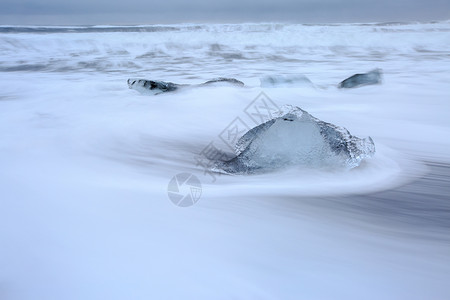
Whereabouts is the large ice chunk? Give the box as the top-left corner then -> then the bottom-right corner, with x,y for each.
215,105 -> 375,174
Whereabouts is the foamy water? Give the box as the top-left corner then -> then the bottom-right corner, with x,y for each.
0,22 -> 449,299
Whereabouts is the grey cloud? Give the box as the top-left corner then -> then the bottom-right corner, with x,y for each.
0,0 -> 449,24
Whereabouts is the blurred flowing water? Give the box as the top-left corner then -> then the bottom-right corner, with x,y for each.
0,22 -> 449,300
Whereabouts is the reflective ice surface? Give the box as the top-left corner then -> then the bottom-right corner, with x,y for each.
217,105 -> 375,173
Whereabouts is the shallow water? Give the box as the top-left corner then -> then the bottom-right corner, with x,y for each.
0,22 -> 449,299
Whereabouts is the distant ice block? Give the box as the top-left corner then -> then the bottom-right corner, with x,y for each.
338,69 -> 382,89
128,77 -> 244,95
200,78 -> 245,87
215,105 -> 375,174
127,79 -> 180,95
260,75 -> 313,88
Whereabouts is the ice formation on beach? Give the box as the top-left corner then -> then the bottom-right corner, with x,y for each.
338,69 -> 382,88
127,77 -> 244,95
260,74 -> 314,88
127,78 -> 179,95
216,105 -> 375,174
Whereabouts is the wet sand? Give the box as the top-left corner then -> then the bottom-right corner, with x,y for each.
274,161 -> 450,243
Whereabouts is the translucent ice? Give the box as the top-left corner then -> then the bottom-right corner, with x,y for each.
260,75 -> 313,88
216,105 -> 375,174
338,69 -> 382,89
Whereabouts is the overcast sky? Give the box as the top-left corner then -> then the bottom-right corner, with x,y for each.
1,0 -> 449,25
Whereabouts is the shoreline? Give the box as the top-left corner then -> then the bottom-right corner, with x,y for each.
287,160 -> 450,242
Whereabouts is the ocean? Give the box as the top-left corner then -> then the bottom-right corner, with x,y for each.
1,22 -> 449,299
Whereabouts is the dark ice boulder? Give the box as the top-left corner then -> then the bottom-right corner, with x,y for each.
128,77 -> 244,95
338,69 -> 382,89
127,79 -> 180,95
215,105 -> 375,174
